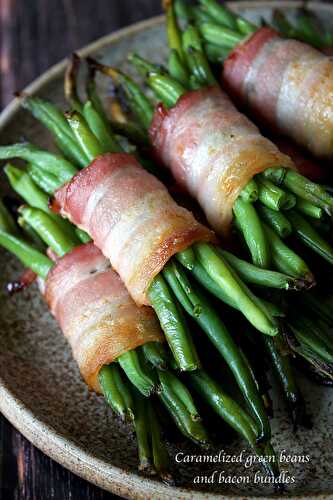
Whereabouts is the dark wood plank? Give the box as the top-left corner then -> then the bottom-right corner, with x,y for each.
0,1 -> 162,498
0,412 -> 119,500
0,0 -> 162,108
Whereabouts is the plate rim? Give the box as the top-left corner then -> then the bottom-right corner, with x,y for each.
0,3 -> 332,498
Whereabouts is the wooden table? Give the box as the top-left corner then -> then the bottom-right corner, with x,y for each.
0,1 -> 161,498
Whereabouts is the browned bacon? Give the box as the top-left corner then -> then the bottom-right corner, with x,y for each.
45,243 -> 163,392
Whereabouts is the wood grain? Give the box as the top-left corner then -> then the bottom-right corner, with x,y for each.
0,0 -> 162,107
0,1 -> 162,498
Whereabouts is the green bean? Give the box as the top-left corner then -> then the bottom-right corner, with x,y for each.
0,229 -> 52,278
199,22 -> 244,49
99,364 -> 126,417
261,442 -> 281,480
75,228 -> 91,243
20,95 -> 88,167
263,222 -> 314,283
163,258 -> 208,317
194,243 -> 279,336
165,0 -> 185,62
132,389 -> 154,473
64,53 -> 83,113
174,0 -> 193,24
280,169 -> 333,213
261,299 -> 285,318
324,31 -> 333,47
193,6 -> 214,24
187,370 -> 258,445
188,370 -> 280,477
27,163 -> 62,194
182,24 -> 203,52
19,206 -> 77,257
176,251 -> 238,309
296,12 -> 324,48
5,163 -> 51,211
85,64 -> 107,119
204,43 -> 230,63
188,74 -> 202,90
295,315 -> 333,354
236,17 -> 257,35
297,293 -> 333,327
98,364 -> 134,420
158,390 -> 188,438
199,0 -> 238,31
0,198 -> 17,234
118,349 -> 155,397
146,402 -> 174,485
257,176 -> 296,211
185,47 -> 217,86
128,52 -> 164,76
89,60 -> 154,129
261,334 -> 305,428
219,249 -> 305,290
256,204 -> 292,239
5,164 -> 78,241
163,259 -> 270,442
0,143 -> 77,183
289,323 -> 333,365
240,179 -> 258,203
148,274 -> 200,371
168,49 -> 191,87
158,369 -> 200,421
66,111 -> 106,161
157,371 -> 209,446
17,217 -> 46,251
287,210 -> 333,265
295,197 -> 324,219
234,197 -> 271,269
142,342 -> 169,370
83,101 -> 122,154
108,119 -> 150,147
212,248 -> 280,323
175,247 -> 196,271
147,73 -> 186,108
272,9 -> 296,38
262,166 -> 286,186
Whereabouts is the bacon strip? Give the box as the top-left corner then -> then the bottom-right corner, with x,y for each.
54,153 -> 214,306
150,86 -> 294,237
45,243 -> 163,392
223,27 -> 333,158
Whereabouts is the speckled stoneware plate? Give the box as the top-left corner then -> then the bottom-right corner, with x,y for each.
0,2 -> 333,498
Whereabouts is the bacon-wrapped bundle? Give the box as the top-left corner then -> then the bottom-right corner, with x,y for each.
54,152 -> 214,306
150,85 -> 294,236
223,27 -> 333,159
45,242 -> 163,392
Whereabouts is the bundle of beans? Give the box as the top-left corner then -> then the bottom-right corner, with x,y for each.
85,2 -> 333,387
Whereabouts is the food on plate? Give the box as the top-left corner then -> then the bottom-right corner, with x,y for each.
188,0 -> 333,159
1,2 -> 333,488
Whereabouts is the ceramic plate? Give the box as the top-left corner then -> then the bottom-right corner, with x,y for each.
0,2 -> 332,498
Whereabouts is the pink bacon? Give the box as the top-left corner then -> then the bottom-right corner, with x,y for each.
53,153 -> 214,306
223,27 -> 333,159
150,85 -> 294,237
